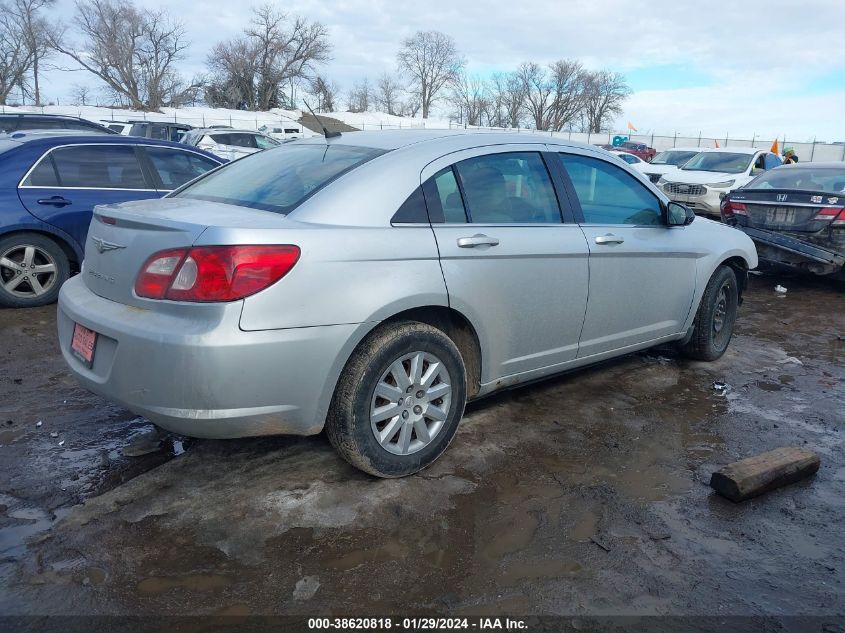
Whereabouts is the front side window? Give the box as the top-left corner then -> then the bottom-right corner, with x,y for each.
145,147 -> 220,190
453,152 -> 561,223
560,153 -> 663,225
25,145 -> 148,189
175,143 -> 386,214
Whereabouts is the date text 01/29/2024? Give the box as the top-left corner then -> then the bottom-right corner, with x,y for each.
307,618 -> 528,630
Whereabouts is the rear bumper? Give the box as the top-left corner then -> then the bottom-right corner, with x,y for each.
737,226 -> 845,274
57,275 -> 360,438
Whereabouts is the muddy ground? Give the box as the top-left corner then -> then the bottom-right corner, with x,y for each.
0,270 -> 843,624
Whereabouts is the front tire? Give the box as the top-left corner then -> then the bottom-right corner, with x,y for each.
680,265 -> 739,361
326,321 -> 467,478
0,233 -> 70,308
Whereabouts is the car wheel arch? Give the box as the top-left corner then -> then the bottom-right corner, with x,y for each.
717,255 -> 750,300
0,227 -> 81,271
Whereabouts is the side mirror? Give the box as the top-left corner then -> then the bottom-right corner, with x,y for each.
667,201 -> 695,226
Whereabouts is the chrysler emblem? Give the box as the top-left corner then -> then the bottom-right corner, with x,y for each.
92,237 -> 126,254
776,194 -> 788,202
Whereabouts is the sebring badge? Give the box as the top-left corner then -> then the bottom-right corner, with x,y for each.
92,236 -> 126,254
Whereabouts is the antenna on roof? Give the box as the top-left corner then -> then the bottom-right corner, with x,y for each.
302,100 -> 341,140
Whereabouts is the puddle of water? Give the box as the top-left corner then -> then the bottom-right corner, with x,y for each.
137,574 -> 232,595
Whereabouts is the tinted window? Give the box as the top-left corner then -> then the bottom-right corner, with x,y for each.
176,144 -> 386,214
211,133 -> 257,148
23,154 -> 59,186
17,118 -> 63,130
48,145 -> 148,189
651,150 -> 699,166
425,167 -> 466,223
454,152 -> 560,224
682,152 -> 753,174
746,167 -> 845,194
392,186 -> 429,223
561,153 -> 662,225
146,147 -> 220,190
616,153 -> 638,164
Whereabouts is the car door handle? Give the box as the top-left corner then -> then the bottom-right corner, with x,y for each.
594,234 -> 624,245
37,196 -> 71,207
457,234 -> 500,248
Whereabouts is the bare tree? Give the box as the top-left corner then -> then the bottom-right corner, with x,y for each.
346,77 -> 373,113
487,71 -> 526,129
582,70 -> 631,132
11,0 -> 58,105
396,30 -> 463,119
375,72 -> 402,115
548,59 -> 587,131
448,71 -> 488,126
0,2 -> 32,104
69,82 -> 92,105
50,0 -> 192,110
308,74 -> 338,112
518,61 -> 556,130
206,5 -> 330,110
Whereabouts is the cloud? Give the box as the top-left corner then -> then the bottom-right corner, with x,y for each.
37,0 -> 845,139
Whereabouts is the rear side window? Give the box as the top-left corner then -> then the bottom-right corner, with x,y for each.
454,152 -> 561,223
560,153 -> 662,225
175,144 -> 386,214
212,133 -> 258,148
149,124 -> 169,140
145,147 -> 220,190
423,167 -> 467,223
392,186 -> 429,223
42,145 -> 149,189
23,154 -> 59,186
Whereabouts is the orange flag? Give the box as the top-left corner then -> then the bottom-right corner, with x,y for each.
714,139 -> 721,148
770,138 -> 779,154
627,121 -> 637,132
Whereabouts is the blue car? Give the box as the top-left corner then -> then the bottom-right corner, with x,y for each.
0,131 -> 224,307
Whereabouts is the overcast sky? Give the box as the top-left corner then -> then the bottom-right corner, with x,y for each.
38,0 -> 845,141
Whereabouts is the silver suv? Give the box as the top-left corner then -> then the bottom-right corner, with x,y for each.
57,131 -> 757,477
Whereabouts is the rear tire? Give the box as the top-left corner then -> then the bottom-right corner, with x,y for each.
0,233 -> 70,308
680,265 -> 739,361
326,321 -> 467,478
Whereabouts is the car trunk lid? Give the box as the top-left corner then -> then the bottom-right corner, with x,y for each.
83,198 -> 287,307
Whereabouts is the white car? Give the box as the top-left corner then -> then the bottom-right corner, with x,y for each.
658,147 -> 782,218
640,147 -> 702,184
610,149 -> 648,169
258,124 -> 305,140
181,128 -> 281,161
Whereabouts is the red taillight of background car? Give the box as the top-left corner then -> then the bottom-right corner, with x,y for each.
135,245 -> 300,302
720,200 -> 747,218
813,207 -> 845,225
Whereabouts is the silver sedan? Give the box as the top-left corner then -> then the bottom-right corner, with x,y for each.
57,131 -> 757,477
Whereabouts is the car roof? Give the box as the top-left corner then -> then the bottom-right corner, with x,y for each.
191,128 -> 268,135
294,129 -> 620,153
657,147 -> 702,152
698,147 -> 764,155
769,161 -> 845,169
0,112 -> 91,121
0,131 -> 220,153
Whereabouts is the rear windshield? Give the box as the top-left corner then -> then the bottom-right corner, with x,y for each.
651,150 -> 699,166
682,152 -> 752,174
174,144 -> 387,214
746,167 -> 845,194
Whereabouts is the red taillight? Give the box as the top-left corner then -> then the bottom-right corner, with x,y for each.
720,200 -> 747,217
813,207 -> 845,224
135,245 -> 300,302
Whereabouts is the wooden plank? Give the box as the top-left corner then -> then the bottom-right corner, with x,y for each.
710,446 -> 820,502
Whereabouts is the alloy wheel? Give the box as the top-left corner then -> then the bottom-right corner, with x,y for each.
0,244 -> 59,299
